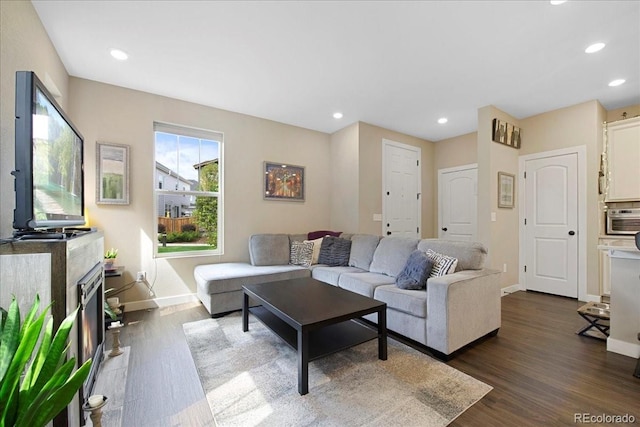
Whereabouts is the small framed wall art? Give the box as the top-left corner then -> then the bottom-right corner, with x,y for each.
96,142 -> 130,205
498,171 -> 515,209
492,119 -> 521,149
264,161 -> 305,201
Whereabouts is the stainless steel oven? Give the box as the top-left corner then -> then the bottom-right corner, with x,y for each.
606,208 -> 640,235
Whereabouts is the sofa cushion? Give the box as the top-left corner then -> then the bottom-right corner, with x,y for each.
338,272 -> 396,298
289,241 -> 314,267
417,239 -> 487,271
369,237 -> 420,277
396,250 -> 433,290
374,285 -> 427,318
249,234 -> 290,266
312,266 -> 365,286
426,249 -> 458,277
349,234 -> 381,270
318,236 -> 352,266
308,230 -> 342,240
194,263 -> 309,294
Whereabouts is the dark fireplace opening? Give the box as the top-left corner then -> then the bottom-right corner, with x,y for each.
77,263 -> 105,424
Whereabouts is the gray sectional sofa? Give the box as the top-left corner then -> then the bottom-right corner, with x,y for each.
194,233 -> 501,357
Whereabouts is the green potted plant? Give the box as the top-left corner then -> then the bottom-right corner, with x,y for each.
104,248 -> 118,270
0,295 -> 92,427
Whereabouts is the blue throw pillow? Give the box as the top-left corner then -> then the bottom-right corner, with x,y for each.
396,250 -> 433,290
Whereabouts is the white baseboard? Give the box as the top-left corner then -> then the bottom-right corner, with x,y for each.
607,337 -> 640,358
501,284 -> 523,297
125,293 -> 199,312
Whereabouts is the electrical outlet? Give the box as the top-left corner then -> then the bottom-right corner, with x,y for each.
136,271 -> 146,282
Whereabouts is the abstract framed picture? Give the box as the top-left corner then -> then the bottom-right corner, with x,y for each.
264,161 -> 305,201
96,142 -> 130,205
498,171 -> 515,209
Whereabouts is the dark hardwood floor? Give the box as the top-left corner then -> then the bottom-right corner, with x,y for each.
113,291 -> 639,426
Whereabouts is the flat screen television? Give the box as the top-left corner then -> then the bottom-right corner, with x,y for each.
12,71 -> 85,232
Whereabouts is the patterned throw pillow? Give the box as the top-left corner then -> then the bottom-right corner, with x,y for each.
290,241 -> 314,267
426,249 -> 458,277
396,250 -> 434,290
304,237 -> 324,264
317,236 -> 352,267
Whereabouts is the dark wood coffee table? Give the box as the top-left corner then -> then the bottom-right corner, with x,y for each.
242,277 -> 387,395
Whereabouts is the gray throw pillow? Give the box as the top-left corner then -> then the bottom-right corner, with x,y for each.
396,250 -> 433,290
318,236 -> 352,266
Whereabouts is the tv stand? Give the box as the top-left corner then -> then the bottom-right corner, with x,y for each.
14,231 -> 66,240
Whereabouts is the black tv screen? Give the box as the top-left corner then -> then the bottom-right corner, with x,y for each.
13,71 -> 85,231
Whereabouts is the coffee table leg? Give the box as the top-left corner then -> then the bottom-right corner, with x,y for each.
378,308 -> 387,360
242,291 -> 249,332
298,329 -> 309,395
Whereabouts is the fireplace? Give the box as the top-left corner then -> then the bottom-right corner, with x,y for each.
77,262 -> 105,424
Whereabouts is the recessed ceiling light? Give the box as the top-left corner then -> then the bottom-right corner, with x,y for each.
437,118 -> 448,124
608,79 -> 626,87
550,0 -> 567,5
333,112 -> 343,119
585,43 -> 605,53
110,49 -> 128,61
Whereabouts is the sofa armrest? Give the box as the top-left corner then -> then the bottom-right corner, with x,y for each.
426,269 -> 501,355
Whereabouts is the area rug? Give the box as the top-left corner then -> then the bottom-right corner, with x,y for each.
183,313 -> 492,426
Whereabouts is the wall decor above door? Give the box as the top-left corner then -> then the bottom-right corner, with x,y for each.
492,119 -> 521,149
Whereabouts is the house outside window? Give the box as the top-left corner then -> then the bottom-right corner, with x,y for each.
154,122 -> 222,257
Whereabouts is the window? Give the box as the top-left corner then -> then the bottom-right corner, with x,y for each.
154,122 -> 222,256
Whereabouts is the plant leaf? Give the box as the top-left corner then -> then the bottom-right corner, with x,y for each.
16,358 -> 91,427
0,298 -> 20,384
0,307 -> 47,425
22,305 -> 80,405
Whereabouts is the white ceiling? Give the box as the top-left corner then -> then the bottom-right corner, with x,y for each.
32,1 -> 640,141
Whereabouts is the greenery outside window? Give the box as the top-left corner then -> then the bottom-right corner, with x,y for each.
153,122 -> 222,257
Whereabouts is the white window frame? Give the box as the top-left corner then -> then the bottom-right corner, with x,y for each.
153,122 -> 224,258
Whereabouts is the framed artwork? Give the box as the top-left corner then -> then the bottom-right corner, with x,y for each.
96,142 -> 130,205
498,172 -> 515,209
264,161 -> 305,201
493,119 -> 507,144
492,118 -> 521,149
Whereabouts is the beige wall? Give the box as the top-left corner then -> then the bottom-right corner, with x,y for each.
68,78 -> 332,303
434,132 -> 477,170
0,0 -> 70,238
329,122 -> 360,232
520,100 -> 604,296
357,122 -> 435,237
477,106 -> 520,287
607,104 -> 640,123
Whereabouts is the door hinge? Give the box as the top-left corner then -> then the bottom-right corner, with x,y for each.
417,193 -> 420,200
524,265 -> 527,272
417,227 -> 420,234
417,160 -> 419,167
524,218 -> 527,225
524,171 -> 526,179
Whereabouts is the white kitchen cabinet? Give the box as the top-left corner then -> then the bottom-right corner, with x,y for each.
606,116 -> 640,202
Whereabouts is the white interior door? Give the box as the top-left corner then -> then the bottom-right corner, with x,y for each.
524,153 -> 578,298
438,165 -> 478,241
383,139 -> 421,238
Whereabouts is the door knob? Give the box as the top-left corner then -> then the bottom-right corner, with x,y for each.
442,227 -> 448,232
568,230 -> 575,236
